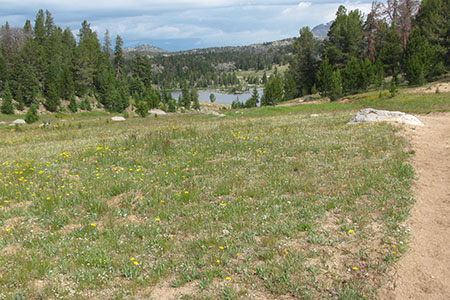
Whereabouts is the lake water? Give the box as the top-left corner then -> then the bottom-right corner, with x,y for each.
171,88 -> 263,106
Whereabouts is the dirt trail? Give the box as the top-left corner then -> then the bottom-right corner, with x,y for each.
380,113 -> 450,299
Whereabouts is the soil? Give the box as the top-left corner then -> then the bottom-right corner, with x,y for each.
379,112 -> 450,299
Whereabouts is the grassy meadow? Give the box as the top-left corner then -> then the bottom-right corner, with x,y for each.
0,87 -> 449,299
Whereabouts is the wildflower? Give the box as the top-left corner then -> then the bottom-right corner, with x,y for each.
90,223 -> 96,227
219,246 -> 224,250
348,229 -> 354,234
130,257 -> 135,261
216,259 -> 221,264
134,261 -> 139,265
236,253 -> 240,257
225,277 -> 231,281
220,202 -> 227,207
155,218 -> 160,222
352,267 -> 358,271
184,191 -> 189,194
160,200 -> 165,204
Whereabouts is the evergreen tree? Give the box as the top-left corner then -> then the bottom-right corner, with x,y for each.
1,82 -> 14,114
289,27 -> 317,96
181,82 -> 191,109
325,6 -> 365,68
328,70 -> 343,101
59,65 -> 74,99
136,100 -> 148,117
261,74 -> 283,106
376,24 -> 403,74
375,59 -> 385,90
68,94 -> 78,112
283,72 -> 298,100
316,58 -> 333,97
15,87 -> 24,111
114,35 -> 124,79
191,88 -> 200,110
414,0 -> 449,69
103,29 -> 112,56
25,104 -> 39,124
44,82 -> 60,112
168,99 -> 177,112
80,97 -> 92,111
245,86 -> 259,107
209,93 -> 216,103
403,29 -> 436,84
342,57 -> 361,93
73,20 -> 101,96
0,52 -> 8,91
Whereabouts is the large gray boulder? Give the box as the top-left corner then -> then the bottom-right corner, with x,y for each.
148,109 -> 167,116
348,108 -> 424,126
12,119 -> 26,124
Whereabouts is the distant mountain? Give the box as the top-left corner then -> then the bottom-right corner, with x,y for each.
172,38 -> 295,56
123,44 -> 167,55
311,21 -> 332,39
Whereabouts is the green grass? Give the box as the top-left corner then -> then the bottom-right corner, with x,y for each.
0,87 -> 448,299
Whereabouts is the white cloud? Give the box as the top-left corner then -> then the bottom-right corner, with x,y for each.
0,0 -> 374,50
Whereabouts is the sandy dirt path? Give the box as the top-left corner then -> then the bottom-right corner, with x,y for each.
380,113 -> 450,299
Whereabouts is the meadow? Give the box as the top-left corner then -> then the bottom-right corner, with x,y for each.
0,87 -> 449,299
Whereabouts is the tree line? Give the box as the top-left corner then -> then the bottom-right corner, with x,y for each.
260,0 -> 448,105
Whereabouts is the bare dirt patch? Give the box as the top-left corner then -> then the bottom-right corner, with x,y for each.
380,112 -> 450,299
407,82 -> 450,94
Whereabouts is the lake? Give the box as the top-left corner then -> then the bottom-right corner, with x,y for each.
171,88 -> 263,106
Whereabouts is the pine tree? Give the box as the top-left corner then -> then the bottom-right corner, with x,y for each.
81,98 -> 92,111
283,72 -> 298,100
328,70 -> 343,101
316,58 -> 333,97
289,27 -> 317,96
45,82 -> 60,112
136,100 -> 148,117
25,104 -> 39,124
68,94 -> 78,112
245,86 -> 259,107
403,29 -> 436,85
59,66 -> 74,99
414,0 -> 449,68
181,82 -> 191,109
261,74 -> 283,106
114,35 -> 124,79
191,88 -> 200,110
1,82 -> 14,114
325,6 -> 365,68
342,57 -> 361,93
15,87 -> 25,111
209,93 -> 216,103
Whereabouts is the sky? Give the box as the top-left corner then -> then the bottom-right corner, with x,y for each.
0,0 -> 373,52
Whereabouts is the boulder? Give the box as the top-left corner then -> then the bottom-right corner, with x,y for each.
148,109 -> 166,116
111,116 -> 126,121
303,95 -> 313,102
310,114 -> 319,117
12,119 -> 26,124
348,108 -> 424,126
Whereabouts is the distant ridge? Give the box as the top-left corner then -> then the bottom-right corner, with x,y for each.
123,44 -> 167,55
311,21 -> 332,39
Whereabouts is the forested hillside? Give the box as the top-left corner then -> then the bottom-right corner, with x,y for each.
0,0 -> 448,117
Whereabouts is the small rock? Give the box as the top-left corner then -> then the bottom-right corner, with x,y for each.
111,116 -> 126,121
12,119 -> 26,124
310,114 -> 319,117
303,95 -> 313,102
148,109 -> 167,116
348,108 -> 424,126
0,121 -> 6,125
